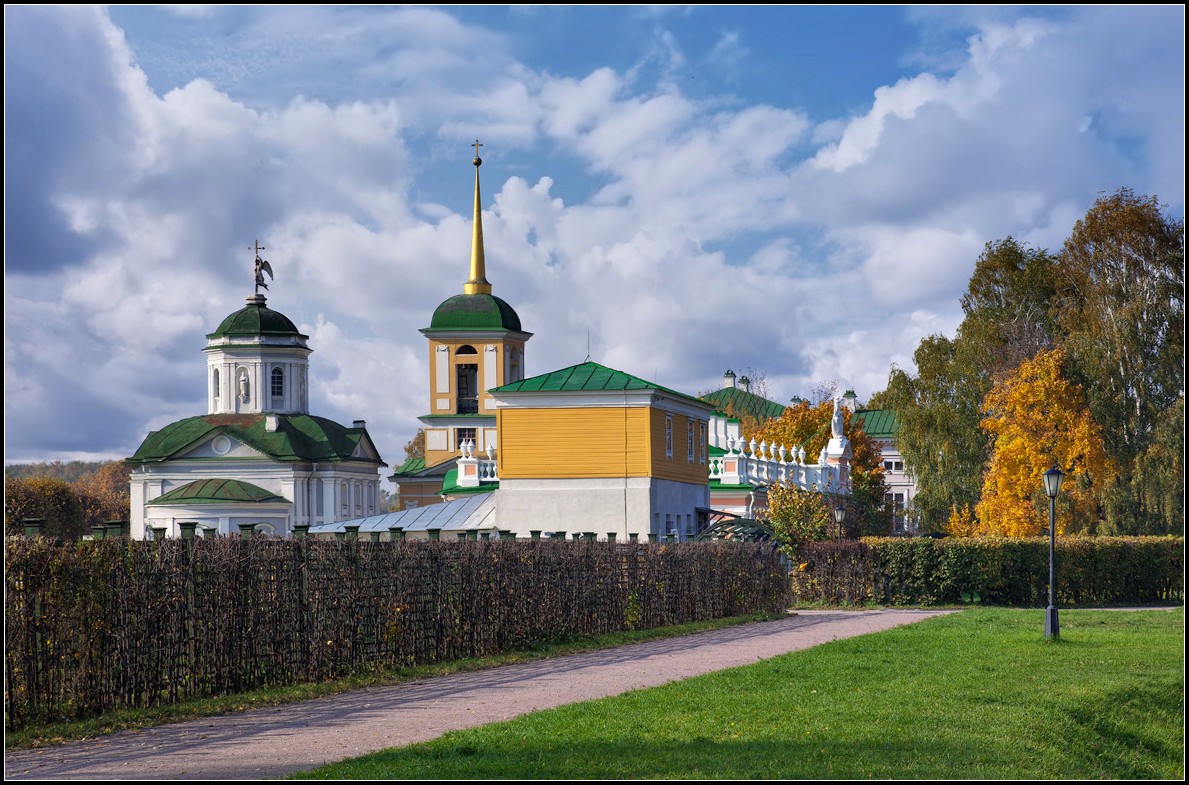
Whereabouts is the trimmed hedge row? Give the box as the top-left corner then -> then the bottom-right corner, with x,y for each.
790,536 -> 1183,607
4,537 -> 789,730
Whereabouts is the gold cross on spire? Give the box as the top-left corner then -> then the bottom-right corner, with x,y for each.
472,139 -> 483,165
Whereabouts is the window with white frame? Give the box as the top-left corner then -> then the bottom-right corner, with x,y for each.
271,367 -> 284,398
686,420 -> 695,462
699,421 -> 707,464
665,415 -> 673,459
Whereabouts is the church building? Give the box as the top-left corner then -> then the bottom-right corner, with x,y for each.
126,252 -> 386,539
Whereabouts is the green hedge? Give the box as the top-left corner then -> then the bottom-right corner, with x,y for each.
4,537 -> 788,730
790,536 -> 1183,607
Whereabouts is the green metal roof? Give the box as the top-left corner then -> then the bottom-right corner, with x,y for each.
393,457 -> 427,475
127,414 -> 384,466
853,408 -> 899,440
439,467 -> 499,496
491,361 -> 706,406
708,481 -> 758,491
700,387 -> 787,422
147,478 -> 287,506
427,293 -> 522,332
206,298 -> 305,339
387,455 -> 455,482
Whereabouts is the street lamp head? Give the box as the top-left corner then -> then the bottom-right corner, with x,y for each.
1043,465 -> 1065,499
834,506 -> 846,524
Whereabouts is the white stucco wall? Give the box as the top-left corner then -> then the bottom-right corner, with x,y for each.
495,477 -> 708,540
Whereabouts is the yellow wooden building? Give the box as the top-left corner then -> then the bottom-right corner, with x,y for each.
489,362 -> 713,539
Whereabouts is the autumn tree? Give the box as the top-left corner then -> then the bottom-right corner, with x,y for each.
752,399 -> 890,536
4,476 -> 86,540
75,460 -> 132,528
404,429 -> 426,461
1056,188 -> 1185,533
974,348 -> 1115,536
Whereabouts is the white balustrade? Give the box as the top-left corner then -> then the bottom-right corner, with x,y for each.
709,437 -> 846,495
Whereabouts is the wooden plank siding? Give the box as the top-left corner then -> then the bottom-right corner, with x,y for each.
497,407 -> 652,479
649,408 -> 710,485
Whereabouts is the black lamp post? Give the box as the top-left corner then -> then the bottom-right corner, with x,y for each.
834,505 -> 846,544
1043,464 -> 1064,640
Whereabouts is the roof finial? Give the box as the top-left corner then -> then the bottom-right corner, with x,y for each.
464,140 -> 492,295
252,240 -> 273,296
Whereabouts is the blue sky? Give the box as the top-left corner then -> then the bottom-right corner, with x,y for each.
4,5 -> 1184,474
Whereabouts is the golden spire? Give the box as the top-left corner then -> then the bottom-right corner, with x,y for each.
464,139 -> 492,295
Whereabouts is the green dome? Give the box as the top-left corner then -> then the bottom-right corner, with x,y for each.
147,478 -> 287,506
429,293 -> 522,332
207,296 -> 304,339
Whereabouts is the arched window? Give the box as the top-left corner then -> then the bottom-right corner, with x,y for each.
271,367 -> 284,398
213,368 -> 220,398
456,344 -> 478,355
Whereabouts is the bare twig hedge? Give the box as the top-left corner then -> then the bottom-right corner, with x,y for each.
4,537 -> 789,730
790,536 -> 1184,607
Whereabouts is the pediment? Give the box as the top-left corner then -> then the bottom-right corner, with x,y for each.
178,432 -> 269,460
351,432 -> 382,462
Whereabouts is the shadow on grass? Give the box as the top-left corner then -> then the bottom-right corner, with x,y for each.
302,728 -> 1176,781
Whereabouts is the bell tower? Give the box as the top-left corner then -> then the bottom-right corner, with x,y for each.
418,143 -> 532,468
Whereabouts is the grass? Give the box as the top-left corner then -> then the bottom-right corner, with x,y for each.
4,611 -> 783,750
292,608 -> 1185,780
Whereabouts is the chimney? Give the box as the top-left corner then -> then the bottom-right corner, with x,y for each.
739,376 -> 750,394
723,370 -> 736,389
265,414 -> 279,432
843,390 -> 858,412
353,420 -> 366,429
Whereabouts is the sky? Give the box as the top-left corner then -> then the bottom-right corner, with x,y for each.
4,5 -> 1185,479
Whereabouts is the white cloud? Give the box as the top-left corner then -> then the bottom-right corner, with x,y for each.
3,5 -> 1182,466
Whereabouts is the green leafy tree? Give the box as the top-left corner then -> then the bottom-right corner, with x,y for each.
1056,189 -> 1185,533
1129,397 -> 1184,534
763,482 -> 832,557
883,335 -> 989,532
883,238 -> 1060,532
863,388 -> 893,410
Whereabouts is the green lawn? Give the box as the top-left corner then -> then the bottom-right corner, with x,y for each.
293,608 -> 1185,780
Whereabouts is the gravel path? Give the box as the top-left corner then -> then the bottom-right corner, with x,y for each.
4,609 -> 956,781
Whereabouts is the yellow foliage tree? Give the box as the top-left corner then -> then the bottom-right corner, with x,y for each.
750,399 -> 833,459
972,348 -> 1115,536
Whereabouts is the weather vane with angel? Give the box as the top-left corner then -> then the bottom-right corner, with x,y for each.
252,240 -> 273,294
